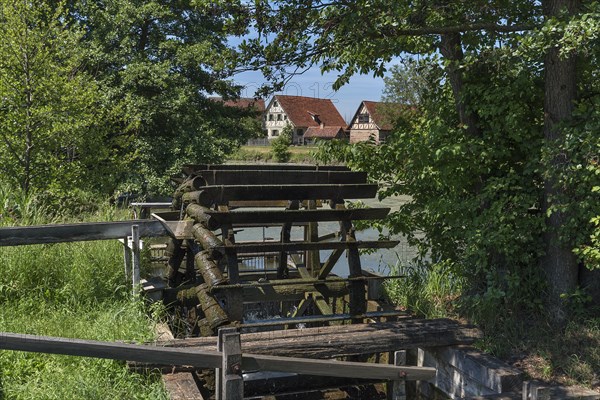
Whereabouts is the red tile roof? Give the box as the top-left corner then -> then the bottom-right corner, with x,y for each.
361,101 -> 393,131
273,95 -> 346,128
304,126 -> 346,139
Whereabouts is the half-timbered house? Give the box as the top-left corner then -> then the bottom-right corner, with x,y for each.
264,95 -> 347,144
348,101 -> 392,144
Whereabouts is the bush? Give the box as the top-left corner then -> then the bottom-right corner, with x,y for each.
271,125 -> 293,163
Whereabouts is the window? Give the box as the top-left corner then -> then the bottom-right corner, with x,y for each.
284,115 -> 288,120
297,129 -> 304,136
271,129 -> 279,136
277,114 -> 282,121
273,100 -> 279,107
269,114 -> 274,121
358,113 -> 369,123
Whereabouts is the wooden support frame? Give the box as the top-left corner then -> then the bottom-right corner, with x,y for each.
182,184 -> 378,206
198,170 -> 367,186
0,332 -> 436,381
216,240 -> 399,254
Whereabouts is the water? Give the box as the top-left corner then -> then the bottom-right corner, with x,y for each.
233,195 -> 418,277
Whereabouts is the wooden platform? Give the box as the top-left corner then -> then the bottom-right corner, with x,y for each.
157,319 -> 482,359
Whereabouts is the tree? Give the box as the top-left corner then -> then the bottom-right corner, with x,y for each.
271,124 -> 292,163
61,0 -> 258,195
225,0 -> 599,319
0,1 -> 106,196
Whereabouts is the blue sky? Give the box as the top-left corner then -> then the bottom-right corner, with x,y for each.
232,66 -> 388,123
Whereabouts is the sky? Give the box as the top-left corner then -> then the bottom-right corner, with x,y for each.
232,66 -> 388,123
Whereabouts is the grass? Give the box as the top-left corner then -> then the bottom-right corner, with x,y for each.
228,145 -> 318,163
0,186 -> 167,400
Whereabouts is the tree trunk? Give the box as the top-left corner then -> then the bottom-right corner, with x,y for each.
439,32 -> 482,139
541,0 -> 580,321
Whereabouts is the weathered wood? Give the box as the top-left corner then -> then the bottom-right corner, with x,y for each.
162,373 -> 205,400
194,251 -> 227,287
198,170 -> 367,186
221,331 -> 243,400
0,331 -> 436,381
186,204 -> 220,230
216,327 -> 238,400
183,164 -> 351,173
175,280 -> 349,305
278,200 -> 300,279
241,311 -> 409,328
217,240 -> 399,254
0,331 -> 222,367
131,224 -> 141,295
182,184 -> 379,206
160,319 -> 483,359
192,224 -> 223,259
176,284 -> 229,329
318,248 -> 345,279
392,350 -> 407,400
166,238 -> 186,287
0,220 -> 167,246
242,354 -> 435,381
172,176 -> 207,210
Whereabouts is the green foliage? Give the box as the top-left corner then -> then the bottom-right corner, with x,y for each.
271,124 -> 293,163
385,261 -> 464,319
0,189 -> 167,399
0,1 -> 113,197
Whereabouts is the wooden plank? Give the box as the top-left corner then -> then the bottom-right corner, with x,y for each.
0,220 -> 168,246
198,170 -> 367,185
183,164 -> 351,173
242,354 -> 435,381
0,332 -> 435,381
182,184 -> 378,205
160,319 -> 483,359
162,373 -> 205,400
217,240 -> 399,254
0,332 -> 222,368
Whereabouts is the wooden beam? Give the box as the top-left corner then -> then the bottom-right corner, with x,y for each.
217,240 -> 399,254
182,164 -> 351,173
0,220 -> 167,246
198,170 -> 367,186
0,332 -> 435,381
159,319 -> 483,360
0,332 -> 222,367
182,184 -> 378,206
318,248 -> 345,279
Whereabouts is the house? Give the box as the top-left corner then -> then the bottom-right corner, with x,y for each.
264,95 -> 347,144
348,101 -> 393,144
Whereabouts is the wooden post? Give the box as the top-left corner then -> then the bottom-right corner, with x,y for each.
131,224 -> 140,296
222,331 -> 243,400
305,200 -> 320,277
392,350 -> 407,400
216,327 -> 240,400
278,200 -> 300,279
122,237 -> 131,281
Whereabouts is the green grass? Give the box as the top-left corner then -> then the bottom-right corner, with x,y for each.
228,145 -> 318,163
0,187 -> 167,400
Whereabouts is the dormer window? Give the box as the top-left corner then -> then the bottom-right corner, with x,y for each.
273,100 -> 279,107
358,113 -> 369,123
